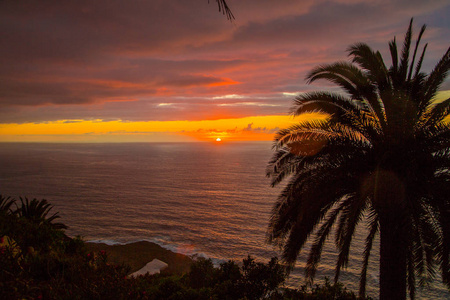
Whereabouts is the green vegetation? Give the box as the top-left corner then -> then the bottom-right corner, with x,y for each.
1,195 -> 366,299
267,19 -> 450,300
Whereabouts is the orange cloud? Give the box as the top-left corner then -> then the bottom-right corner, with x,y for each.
207,77 -> 240,87
82,79 -> 147,89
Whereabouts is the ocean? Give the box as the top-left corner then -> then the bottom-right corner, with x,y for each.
0,142 -> 447,299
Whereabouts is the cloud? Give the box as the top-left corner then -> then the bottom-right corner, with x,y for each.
192,122 -> 278,136
242,122 -> 278,133
62,120 -> 83,124
0,0 -> 448,124
212,94 -> 246,99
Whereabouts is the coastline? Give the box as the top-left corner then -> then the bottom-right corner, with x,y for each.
85,240 -> 193,275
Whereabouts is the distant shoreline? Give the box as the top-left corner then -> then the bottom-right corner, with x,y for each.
85,240 -> 193,275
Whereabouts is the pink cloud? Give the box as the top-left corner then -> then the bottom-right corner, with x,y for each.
0,0 -> 448,124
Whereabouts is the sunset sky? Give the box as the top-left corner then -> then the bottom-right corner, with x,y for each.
1,0 -> 449,142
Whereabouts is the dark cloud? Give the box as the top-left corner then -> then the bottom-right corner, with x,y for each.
0,0 -> 449,123
186,122 -> 279,136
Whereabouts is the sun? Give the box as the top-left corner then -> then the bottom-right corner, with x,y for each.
215,138 -> 222,142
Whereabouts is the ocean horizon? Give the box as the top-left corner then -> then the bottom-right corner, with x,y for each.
1,142 -> 448,299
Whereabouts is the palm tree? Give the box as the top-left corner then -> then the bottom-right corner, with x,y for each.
266,19 -> 450,300
16,197 -> 67,230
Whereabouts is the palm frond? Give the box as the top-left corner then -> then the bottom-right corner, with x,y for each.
307,62 -> 373,100
274,118 -> 371,154
421,98 -> 450,129
293,90 -> 387,133
347,43 -> 390,90
417,121 -> 450,154
0,195 -> 15,214
333,110 -> 382,143
409,198 -> 440,293
424,47 -> 450,104
292,91 -> 363,116
334,194 -> 368,283
408,24 -> 427,81
398,19 -> 413,84
266,148 -> 304,187
389,37 -> 398,75
209,0 -> 234,20
413,43 -> 428,80
267,174 -> 305,244
308,62 -> 388,128
428,180 -> 450,288
269,162 -> 355,265
331,122 -> 371,145
305,201 -> 344,283
274,119 -> 332,147
410,71 -> 428,117
359,208 -> 379,298
408,247 -> 416,300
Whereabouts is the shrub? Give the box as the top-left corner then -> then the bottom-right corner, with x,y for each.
0,196 -> 367,299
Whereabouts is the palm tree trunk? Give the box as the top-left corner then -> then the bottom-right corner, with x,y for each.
373,168 -> 408,300
379,212 -> 407,300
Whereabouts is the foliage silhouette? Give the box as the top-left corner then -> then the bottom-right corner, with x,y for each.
0,195 -> 15,215
267,19 -> 450,300
210,0 -> 234,20
16,197 -> 67,230
1,196 -> 365,299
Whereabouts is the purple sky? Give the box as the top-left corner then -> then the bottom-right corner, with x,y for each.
1,0 -> 449,125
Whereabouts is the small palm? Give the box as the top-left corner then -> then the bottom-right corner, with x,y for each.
16,197 -> 67,230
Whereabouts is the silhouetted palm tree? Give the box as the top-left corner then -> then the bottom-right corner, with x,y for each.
267,20 -> 450,300
16,197 -> 67,230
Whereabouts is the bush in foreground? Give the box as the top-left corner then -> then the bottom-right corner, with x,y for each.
1,196 -> 368,299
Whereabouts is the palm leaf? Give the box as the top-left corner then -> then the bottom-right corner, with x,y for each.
389,37 -> 399,75
305,200 -> 345,283
408,24 -> 427,81
422,98 -> 450,129
423,47 -> 450,104
0,195 -> 15,214
209,0 -> 234,20
398,19 -> 413,85
359,209 -> 379,298
334,194 -> 368,283
347,43 -> 390,90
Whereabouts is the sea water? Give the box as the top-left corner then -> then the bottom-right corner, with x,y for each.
0,142 -> 448,299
